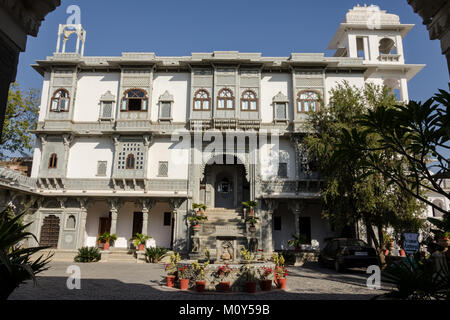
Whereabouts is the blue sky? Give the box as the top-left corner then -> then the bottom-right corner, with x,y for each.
15,0 -> 449,102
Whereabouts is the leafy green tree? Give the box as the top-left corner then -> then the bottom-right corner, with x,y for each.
304,81 -> 424,250
338,86 -> 450,237
0,83 -> 40,159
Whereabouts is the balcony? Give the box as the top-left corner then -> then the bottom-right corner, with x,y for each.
378,54 -> 401,62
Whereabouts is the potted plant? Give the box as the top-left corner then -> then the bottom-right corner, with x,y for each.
240,248 -> 257,293
272,253 -> 285,286
188,214 -> 208,232
130,233 -> 151,251
275,266 -> 288,290
192,203 -> 207,216
164,252 -> 181,287
287,234 -> 303,252
192,260 -> 209,292
98,232 -> 117,251
217,264 -> 232,292
245,217 -> 259,233
242,201 -> 258,217
259,266 -> 273,291
177,265 -> 190,291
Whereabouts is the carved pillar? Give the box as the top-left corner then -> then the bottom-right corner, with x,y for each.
137,199 -> 156,236
62,134 -> 74,178
289,200 -> 307,239
77,197 -> 93,248
108,198 -> 122,238
262,199 -> 276,253
169,198 -> 184,250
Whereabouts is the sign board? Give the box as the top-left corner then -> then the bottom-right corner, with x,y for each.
403,233 -> 419,254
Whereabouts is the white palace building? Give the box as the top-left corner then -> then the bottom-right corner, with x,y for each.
0,5 -> 426,259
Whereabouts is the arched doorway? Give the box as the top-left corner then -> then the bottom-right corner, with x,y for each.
200,155 -> 250,209
40,215 -> 60,248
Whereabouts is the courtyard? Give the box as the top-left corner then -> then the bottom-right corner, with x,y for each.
9,261 -> 389,300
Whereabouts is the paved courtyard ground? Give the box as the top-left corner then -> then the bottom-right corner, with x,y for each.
9,261 -> 390,300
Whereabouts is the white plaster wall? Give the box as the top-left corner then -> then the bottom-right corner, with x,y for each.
85,201 -> 110,247
30,139 -> 42,178
148,137 -> 189,179
38,72 -> 51,122
261,73 -> 291,123
151,72 -> 190,122
259,138 -> 295,180
66,137 -> 114,179
147,202 -> 172,248
73,72 -> 120,122
324,74 -> 365,105
115,202 -> 135,248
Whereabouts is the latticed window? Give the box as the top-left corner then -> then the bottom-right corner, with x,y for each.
241,90 -> 258,111
275,103 -> 287,120
101,102 -> 113,119
160,102 -> 171,119
97,161 -> 107,176
126,154 -> 135,169
48,154 -> 58,169
121,89 -> 148,112
193,89 -> 211,111
297,91 -> 320,113
158,161 -> 169,177
50,89 -> 70,112
278,163 -> 288,178
217,88 -> 235,110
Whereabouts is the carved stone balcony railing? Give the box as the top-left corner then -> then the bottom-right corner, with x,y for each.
259,179 -> 324,196
0,167 -> 37,191
377,54 -> 401,62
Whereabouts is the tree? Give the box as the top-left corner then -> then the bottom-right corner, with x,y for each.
304,81 -> 424,250
338,86 -> 450,236
0,83 -> 40,159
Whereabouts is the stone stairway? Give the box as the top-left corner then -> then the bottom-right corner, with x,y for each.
199,208 -> 249,259
103,248 -> 137,263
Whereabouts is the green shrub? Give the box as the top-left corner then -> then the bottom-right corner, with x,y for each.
0,207 -> 52,300
145,247 -> 169,263
74,247 -> 101,263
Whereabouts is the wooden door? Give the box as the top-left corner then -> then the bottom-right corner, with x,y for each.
132,212 -> 143,237
98,217 -> 111,236
40,215 -> 60,248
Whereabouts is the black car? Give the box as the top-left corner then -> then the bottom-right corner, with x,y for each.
318,238 -> 379,272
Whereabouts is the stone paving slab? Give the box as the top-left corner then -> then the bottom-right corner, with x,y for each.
8,261 -> 389,300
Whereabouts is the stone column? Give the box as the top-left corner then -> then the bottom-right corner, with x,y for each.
289,200 -> 306,238
137,199 -> 155,236
77,198 -> 93,248
108,199 -> 122,240
262,199 -> 276,254
169,198 -> 184,250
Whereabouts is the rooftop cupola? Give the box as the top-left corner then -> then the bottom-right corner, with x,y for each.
55,24 -> 86,55
328,5 -> 414,64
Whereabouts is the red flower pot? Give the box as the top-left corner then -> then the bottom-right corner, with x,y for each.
166,275 -> 176,287
138,244 -> 145,251
260,280 -> 272,291
196,280 -> 206,292
277,278 -> 287,290
400,249 -> 406,257
179,278 -> 189,291
246,281 -> 257,293
219,281 -> 230,292
103,243 -> 110,250
248,209 -> 255,217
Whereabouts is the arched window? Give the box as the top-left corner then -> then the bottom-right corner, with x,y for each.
217,88 -> 235,110
432,199 -> 445,218
241,90 -> 258,111
121,89 -> 148,112
193,89 -> 211,111
48,154 -> 58,169
126,154 -> 135,169
297,91 -> 320,113
50,89 -> 70,112
66,215 -> 76,229
379,38 -> 397,55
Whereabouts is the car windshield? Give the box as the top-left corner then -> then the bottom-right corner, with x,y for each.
337,239 -> 367,247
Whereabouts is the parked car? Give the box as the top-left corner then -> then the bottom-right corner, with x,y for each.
318,238 -> 379,272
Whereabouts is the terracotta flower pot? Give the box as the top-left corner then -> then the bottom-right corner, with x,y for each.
196,280 -> 206,292
193,224 -> 201,232
219,281 -> 230,292
247,209 -> 255,217
246,281 -> 257,293
277,278 -> 287,290
103,243 -> 110,251
166,275 -> 176,287
138,244 -> 145,251
400,249 -> 406,257
260,279 -> 272,291
179,278 -> 189,291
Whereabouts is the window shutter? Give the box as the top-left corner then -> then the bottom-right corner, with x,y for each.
278,163 -> 288,178
158,161 -> 169,177
102,102 -> 113,118
160,102 -> 171,119
97,161 -> 107,176
276,103 -> 286,119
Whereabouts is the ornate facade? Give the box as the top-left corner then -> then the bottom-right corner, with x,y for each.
0,6 -> 424,258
